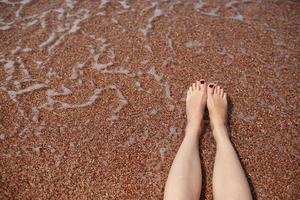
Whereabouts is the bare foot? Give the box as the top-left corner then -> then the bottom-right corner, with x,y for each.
207,84 -> 229,142
186,80 -> 207,134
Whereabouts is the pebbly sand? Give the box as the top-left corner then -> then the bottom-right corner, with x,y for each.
0,0 -> 299,199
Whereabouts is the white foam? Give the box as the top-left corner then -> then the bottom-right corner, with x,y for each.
65,0 -> 77,9
185,40 -> 201,48
166,28 -> 174,51
122,55 -> 128,62
70,67 -> 79,80
60,88 -> 103,109
201,7 -> 220,17
169,126 -> 182,137
18,59 -> 30,79
107,85 -> 128,113
33,147 -> 41,153
96,11 -> 106,16
101,66 -> 136,77
4,60 -> 15,81
22,48 -> 32,52
140,1 -> 158,15
111,18 -> 118,24
194,0 -> 206,11
135,81 -> 144,91
39,11 -> 49,29
0,0 -> 13,4
8,83 -> 48,99
47,85 -> 72,97
34,121 -> 45,136
162,57 -> 175,68
101,160 -> 108,167
229,13 -> 244,21
109,114 -> 119,121
144,44 -> 153,53
13,80 -> 21,90
137,71 -> 143,76
159,147 -> 166,160
112,67 -> 129,74
40,9 -> 90,52
0,18 -> 14,31
153,7 -> 163,17
147,66 -> 174,99
139,7 -> 164,36
126,137 -> 135,146
141,60 -> 149,65
219,47 -> 234,64
20,0 -> 31,4
43,85 -> 127,114
141,130 -> 149,141
148,66 -> 163,81
150,109 -> 158,115
225,1 -> 239,8
167,104 -> 175,111
164,82 -> 172,99
100,0 -> 110,8
76,63 -> 84,69
15,0 -> 32,18
139,28 -> 147,36
23,19 -> 38,28
119,0 -> 130,9
93,62 -> 114,71
47,68 -> 57,78
32,107 -> 39,123
116,9 -> 130,15
39,32 -> 56,48
69,9 -> 90,33
35,60 -> 43,68
168,0 -> 182,11
0,134 -> 5,140
90,45 -> 110,68
55,8 -> 65,20
0,25 -> 12,30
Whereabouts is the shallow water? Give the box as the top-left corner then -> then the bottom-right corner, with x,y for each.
0,0 -> 299,199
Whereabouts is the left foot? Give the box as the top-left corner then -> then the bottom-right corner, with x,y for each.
186,79 -> 207,134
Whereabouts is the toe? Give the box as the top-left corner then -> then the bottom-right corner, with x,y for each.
186,87 -> 192,100
196,81 -> 200,90
207,83 -> 214,95
186,89 -> 190,99
192,83 -> 196,91
199,79 -> 206,90
223,92 -> 227,99
220,88 -> 224,96
214,85 -> 219,95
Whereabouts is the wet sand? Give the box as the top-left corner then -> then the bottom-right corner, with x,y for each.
0,0 -> 299,199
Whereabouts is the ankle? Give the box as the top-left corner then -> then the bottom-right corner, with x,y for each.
212,125 -> 230,143
186,120 -> 203,134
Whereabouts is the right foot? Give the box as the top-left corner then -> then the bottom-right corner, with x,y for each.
207,84 -> 229,142
185,79 -> 207,135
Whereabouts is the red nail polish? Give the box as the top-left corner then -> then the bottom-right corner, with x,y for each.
209,84 -> 213,88
200,80 -> 205,84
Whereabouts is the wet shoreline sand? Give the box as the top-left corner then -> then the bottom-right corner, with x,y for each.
0,0 -> 299,199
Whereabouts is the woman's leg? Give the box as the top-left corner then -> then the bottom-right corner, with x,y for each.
207,84 -> 252,200
164,80 -> 207,200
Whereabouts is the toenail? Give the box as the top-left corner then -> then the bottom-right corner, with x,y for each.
209,84 -> 214,88
200,80 -> 205,84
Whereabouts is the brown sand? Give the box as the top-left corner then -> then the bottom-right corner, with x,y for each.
0,0 -> 299,199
